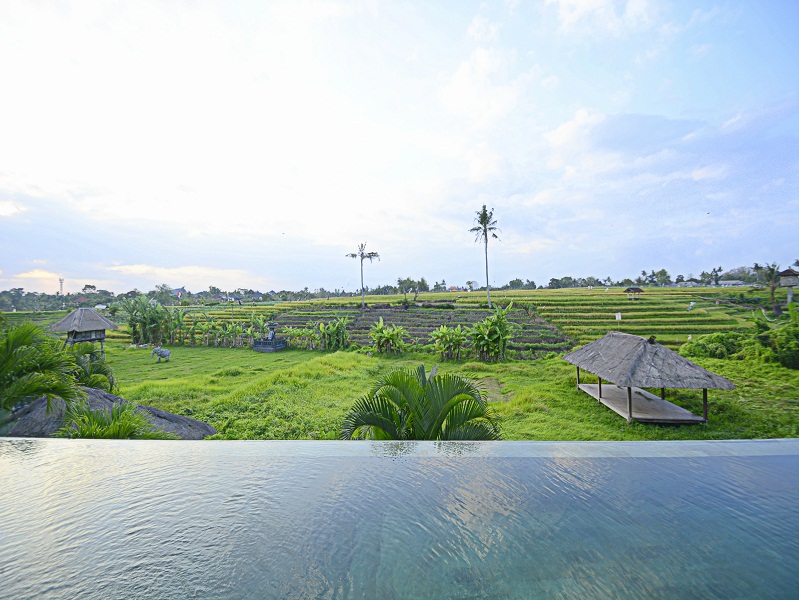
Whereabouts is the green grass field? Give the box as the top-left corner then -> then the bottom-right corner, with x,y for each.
11,285 -> 798,441
106,343 -> 799,442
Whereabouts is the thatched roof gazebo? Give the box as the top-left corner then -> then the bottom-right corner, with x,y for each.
563,331 -> 734,424
50,308 -> 119,354
623,287 -> 644,300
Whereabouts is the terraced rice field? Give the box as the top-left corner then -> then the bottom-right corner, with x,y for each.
463,287 -> 754,349
7,286 -> 762,355
184,303 -> 573,358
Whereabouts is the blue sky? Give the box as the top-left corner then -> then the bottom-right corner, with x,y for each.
1,0 -> 797,294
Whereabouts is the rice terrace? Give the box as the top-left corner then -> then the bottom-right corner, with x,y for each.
4,285 -> 797,442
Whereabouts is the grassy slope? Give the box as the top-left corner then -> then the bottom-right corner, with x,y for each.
107,342 -> 799,441
11,286 -> 797,441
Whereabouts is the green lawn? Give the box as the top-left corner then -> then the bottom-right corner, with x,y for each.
106,341 -> 799,441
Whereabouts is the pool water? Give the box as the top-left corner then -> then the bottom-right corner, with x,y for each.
1,439 -> 797,599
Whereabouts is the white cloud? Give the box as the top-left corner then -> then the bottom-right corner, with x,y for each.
543,108 -> 622,175
691,165 -> 728,181
467,15 -> 500,42
2,269 -> 61,293
0,200 -> 25,217
438,48 -> 526,128
546,0 -> 656,35
467,143 -> 505,182
105,264 -> 265,292
541,75 -> 560,90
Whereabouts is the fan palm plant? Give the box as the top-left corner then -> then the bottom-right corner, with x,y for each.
68,342 -> 119,393
341,364 -> 501,440
0,322 -> 83,412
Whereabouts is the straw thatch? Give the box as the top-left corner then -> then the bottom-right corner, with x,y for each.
563,331 -> 735,390
50,308 -> 119,333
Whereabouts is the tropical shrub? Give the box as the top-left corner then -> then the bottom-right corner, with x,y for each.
767,324 -> 799,369
369,317 -> 407,354
678,332 -> 748,360
340,364 -> 501,440
68,342 -> 119,393
429,324 -> 469,360
0,322 -> 84,412
470,303 -> 514,362
55,401 -> 178,439
319,317 -> 350,351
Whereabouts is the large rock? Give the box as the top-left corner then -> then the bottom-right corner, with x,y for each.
3,387 -> 216,440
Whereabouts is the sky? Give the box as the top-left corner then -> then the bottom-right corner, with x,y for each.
1,0 -> 797,295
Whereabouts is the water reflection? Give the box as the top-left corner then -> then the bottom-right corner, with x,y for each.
1,439 -> 798,599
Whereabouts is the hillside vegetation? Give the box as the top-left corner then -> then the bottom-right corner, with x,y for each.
8,286 -> 796,441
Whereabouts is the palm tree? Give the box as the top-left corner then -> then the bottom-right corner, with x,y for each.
347,243 -> 380,309
754,262 -> 781,312
470,205 -> 500,308
68,342 -> 118,393
0,322 -> 84,412
341,364 -> 501,440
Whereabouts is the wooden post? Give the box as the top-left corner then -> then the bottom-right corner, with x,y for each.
627,387 -> 633,424
661,387 -> 665,400
703,388 -> 708,422
576,367 -> 580,387
598,377 -> 602,400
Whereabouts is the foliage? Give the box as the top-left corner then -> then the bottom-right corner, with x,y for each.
340,364 -> 501,440
680,305 -> 799,370
319,317 -> 350,351
768,325 -> 799,369
120,295 -> 168,345
55,400 -> 177,439
0,322 -> 84,412
68,342 -> 119,393
678,332 -> 752,360
369,317 -> 408,354
753,262 -> 781,311
469,205 -> 500,308
470,303 -> 514,362
429,324 -> 469,360
104,338 -> 799,441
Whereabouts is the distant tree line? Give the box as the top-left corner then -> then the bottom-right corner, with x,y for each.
2,261 -> 796,312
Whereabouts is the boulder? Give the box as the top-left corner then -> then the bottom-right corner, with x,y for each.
3,387 -> 216,440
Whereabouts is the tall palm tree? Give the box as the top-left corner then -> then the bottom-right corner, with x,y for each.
470,205 -> 500,308
341,364 -> 501,440
347,243 -> 380,309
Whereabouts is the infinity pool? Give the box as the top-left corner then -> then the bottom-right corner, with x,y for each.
1,438 -> 797,599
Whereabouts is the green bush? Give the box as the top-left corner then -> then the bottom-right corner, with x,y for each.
429,324 -> 469,360
369,317 -> 407,354
769,325 -> 799,369
55,400 -> 178,439
679,332 -> 747,359
470,303 -> 514,362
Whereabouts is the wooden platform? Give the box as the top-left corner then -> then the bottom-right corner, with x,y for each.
578,383 -> 706,425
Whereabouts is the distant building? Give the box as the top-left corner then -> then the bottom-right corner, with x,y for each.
717,280 -> 747,287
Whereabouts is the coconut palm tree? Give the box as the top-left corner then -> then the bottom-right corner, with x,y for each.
341,364 -> 501,440
347,243 -> 380,309
470,205 -> 500,308
0,322 -> 83,412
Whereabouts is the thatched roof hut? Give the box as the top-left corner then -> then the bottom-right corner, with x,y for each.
563,332 -> 734,424
623,287 -> 644,300
50,308 -> 118,352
